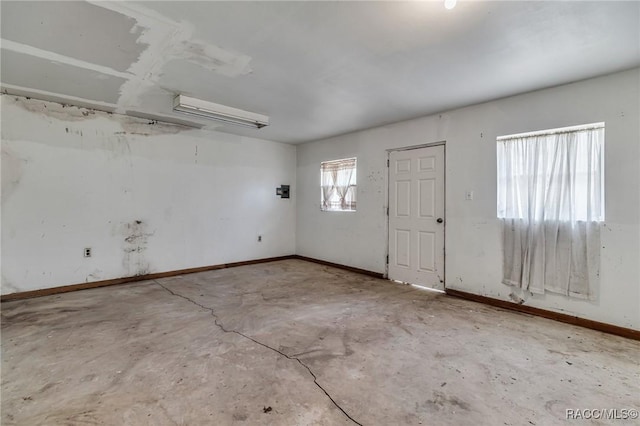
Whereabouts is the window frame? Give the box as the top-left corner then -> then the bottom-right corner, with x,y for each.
320,157 -> 357,212
496,122 -> 605,222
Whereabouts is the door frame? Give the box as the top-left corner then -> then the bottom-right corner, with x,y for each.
385,141 -> 446,288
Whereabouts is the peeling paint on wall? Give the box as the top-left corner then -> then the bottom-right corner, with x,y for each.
120,220 -> 155,276
1,94 -> 297,294
119,115 -> 188,137
2,95 -> 192,149
86,269 -> 103,283
9,96 -> 99,122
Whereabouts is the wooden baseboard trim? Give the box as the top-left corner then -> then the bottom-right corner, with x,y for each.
293,255 -> 385,279
7,257 -> 633,340
1,255 -> 297,302
445,288 -> 639,341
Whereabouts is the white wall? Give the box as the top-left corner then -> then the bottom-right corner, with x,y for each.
3,70 -> 638,329
297,68 -> 640,329
1,96 -> 296,294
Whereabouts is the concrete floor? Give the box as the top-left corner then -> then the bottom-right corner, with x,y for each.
1,259 -> 638,425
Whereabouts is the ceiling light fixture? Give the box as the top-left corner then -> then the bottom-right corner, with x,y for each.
444,0 -> 457,10
173,95 -> 269,129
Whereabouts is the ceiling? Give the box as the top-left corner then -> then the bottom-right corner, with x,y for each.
1,1 -> 638,144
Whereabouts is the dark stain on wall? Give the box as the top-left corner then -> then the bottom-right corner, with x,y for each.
122,219 -> 154,276
118,116 -> 189,137
9,96 -> 102,122
1,146 -> 28,203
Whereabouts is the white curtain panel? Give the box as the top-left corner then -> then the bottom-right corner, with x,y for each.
334,163 -> 356,210
321,166 -> 336,209
321,158 -> 356,211
497,126 -> 604,299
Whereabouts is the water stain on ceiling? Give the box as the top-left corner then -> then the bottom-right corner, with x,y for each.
1,1 -> 639,144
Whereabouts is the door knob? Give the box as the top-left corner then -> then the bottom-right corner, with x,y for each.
437,218 -> 443,223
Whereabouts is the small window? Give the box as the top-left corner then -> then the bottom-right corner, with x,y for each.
497,123 -> 604,222
321,157 -> 356,212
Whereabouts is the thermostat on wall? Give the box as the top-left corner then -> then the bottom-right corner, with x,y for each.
276,185 -> 290,199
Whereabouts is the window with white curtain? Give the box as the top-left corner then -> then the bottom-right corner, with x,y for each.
321,157 -> 356,212
496,123 -> 604,299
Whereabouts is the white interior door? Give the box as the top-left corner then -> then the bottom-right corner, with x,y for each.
388,145 -> 445,290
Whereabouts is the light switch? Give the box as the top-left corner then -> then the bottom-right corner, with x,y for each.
465,190 -> 474,200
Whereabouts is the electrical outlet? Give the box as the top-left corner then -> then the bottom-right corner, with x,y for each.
258,235 -> 262,242
84,247 -> 92,257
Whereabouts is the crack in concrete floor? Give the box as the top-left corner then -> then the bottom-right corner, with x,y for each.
152,279 -> 363,426
3,260 -> 638,425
